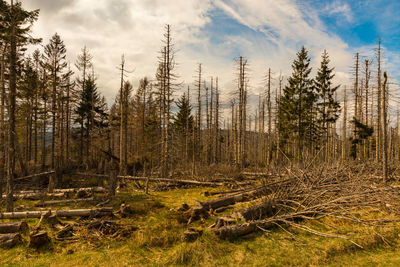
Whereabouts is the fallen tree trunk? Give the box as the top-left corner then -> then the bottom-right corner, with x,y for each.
15,187 -> 107,195
13,192 -> 66,200
14,171 -> 55,181
0,207 -> 113,219
232,200 -> 279,221
120,176 -> 224,187
212,220 -> 275,239
34,198 -> 95,207
0,233 -> 23,248
0,222 -> 29,234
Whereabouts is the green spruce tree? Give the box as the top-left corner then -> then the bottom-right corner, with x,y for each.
314,50 -> 341,144
279,46 -> 315,164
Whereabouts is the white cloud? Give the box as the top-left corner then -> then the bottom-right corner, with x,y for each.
22,0 -> 364,121
324,1 -> 353,23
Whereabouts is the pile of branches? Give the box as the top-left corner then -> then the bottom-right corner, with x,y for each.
208,163 -> 400,245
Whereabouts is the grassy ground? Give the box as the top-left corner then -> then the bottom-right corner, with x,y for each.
1,186 -> 400,267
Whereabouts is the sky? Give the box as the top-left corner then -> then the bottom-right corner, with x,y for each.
23,0 -> 400,117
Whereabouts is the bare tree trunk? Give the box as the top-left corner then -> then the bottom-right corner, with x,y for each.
267,68 -> 272,166
0,50 -> 5,198
119,55 -> 127,176
215,78 -> 219,163
376,38 -> 382,161
342,86 -> 347,160
6,0 -> 17,211
382,72 -> 388,183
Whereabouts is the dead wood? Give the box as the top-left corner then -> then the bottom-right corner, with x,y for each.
29,231 -> 50,248
0,207 -> 114,219
0,222 -> 28,234
0,233 -> 23,248
34,198 -> 95,207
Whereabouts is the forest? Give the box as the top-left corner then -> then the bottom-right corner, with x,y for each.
1,1 -> 400,266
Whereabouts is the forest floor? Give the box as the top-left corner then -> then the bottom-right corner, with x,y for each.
1,183 -> 400,266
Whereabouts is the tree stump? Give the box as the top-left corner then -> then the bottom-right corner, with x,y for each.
29,231 -> 50,248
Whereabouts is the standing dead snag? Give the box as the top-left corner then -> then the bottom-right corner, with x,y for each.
382,72 -> 388,183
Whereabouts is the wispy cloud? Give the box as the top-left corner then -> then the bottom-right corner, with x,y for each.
324,0 -> 353,23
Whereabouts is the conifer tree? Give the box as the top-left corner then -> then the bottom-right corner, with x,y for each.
314,50 -> 341,153
279,46 -> 315,164
43,33 -> 67,171
173,92 -> 194,161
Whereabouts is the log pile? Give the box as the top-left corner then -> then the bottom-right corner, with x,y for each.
193,164 -> 400,243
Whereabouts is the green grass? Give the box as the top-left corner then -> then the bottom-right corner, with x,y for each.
2,186 -> 400,266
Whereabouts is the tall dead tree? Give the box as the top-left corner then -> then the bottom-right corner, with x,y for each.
6,0 -> 17,211
376,38 -> 382,161
342,86 -> 347,160
237,56 -> 248,169
214,77 -> 220,163
266,68 -> 272,165
382,71 -> 388,183
0,45 -> 5,198
158,25 -> 176,177
118,55 -> 128,176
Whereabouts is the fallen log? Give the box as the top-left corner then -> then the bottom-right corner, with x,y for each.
212,222 -> 259,239
15,187 -> 107,195
34,198 -> 95,207
0,207 -> 113,219
197,186 -> 270,211
14,171 -> 55,181
0,222 -> 29,234
0,233 -> 23,248
120,176 -> 224,187
13,192 -> 66,200
232,200 -> 279,221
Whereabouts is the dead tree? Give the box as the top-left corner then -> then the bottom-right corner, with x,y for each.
6,0 -> 17,212
342,86 -> 347,160
376,38 -> 382,161
382,72 -> 388,183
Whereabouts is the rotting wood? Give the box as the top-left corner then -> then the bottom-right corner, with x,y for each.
13,192 -> 66,200
0,221 -> 28,234
0,233 -> 23,248
29,231 -> 49,248
14,170 -> 55,181
34,198 -> 95,207
0,207 -> 113,219
120,176 -> 224,186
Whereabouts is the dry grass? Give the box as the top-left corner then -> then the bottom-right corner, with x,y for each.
2,170 -> 400,266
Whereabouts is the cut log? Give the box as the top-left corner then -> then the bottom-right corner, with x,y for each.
0,233 -> 23,248
16,187 -> 107,195
212,222 -> 258,239
29,231 -> 50,248
14,171 -> 55,181
212,220 -> 275,239
0,207 -> 113,219
0,222 -> 29,234
119,176 -> 224,187
13,192 -> 66,200
233,200 -> 279,221
34,198 -> 95,207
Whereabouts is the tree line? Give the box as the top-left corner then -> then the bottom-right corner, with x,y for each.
0,1 -> 394,212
